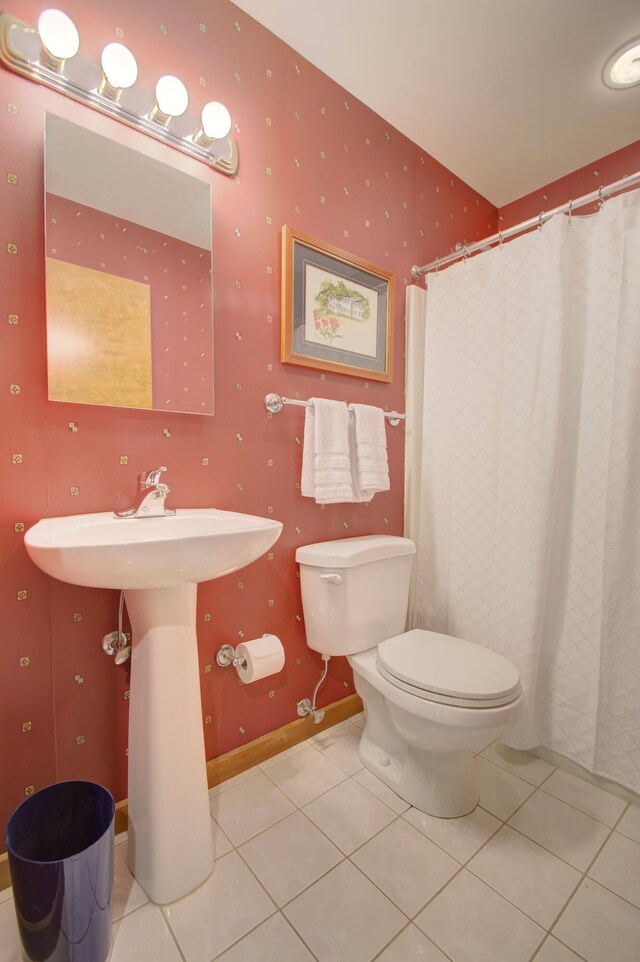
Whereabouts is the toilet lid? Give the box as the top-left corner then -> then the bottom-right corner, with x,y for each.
377,629 -> 521,705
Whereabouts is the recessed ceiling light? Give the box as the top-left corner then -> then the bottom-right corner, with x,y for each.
603,37 -> 640,89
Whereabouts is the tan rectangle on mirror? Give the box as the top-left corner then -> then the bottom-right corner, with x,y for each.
46,258 -> 153,409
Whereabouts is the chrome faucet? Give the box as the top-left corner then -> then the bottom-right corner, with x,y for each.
114,466 -> 176,519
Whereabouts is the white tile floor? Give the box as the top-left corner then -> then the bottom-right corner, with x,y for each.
1,714 -> 640,962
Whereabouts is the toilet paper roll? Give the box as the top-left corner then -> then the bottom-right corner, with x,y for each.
235,634 -> 285,683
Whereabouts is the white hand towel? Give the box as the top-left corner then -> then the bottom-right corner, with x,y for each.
350,403 -> 389,502
301,398 -> 354,503
301,403 -> 317,499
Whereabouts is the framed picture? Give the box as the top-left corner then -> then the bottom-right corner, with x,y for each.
281,226 -> 394,382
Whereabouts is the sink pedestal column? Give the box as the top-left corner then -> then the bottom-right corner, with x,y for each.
124,583 -> 214,904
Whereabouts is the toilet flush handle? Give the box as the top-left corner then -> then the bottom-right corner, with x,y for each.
320,572 -> 343,585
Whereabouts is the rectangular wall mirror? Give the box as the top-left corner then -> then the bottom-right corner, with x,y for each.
44,114 -> 214,415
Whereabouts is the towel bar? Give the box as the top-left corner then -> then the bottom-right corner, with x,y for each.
264,393 -> 405,427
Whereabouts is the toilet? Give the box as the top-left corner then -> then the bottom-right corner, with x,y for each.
296,535 -> 523,818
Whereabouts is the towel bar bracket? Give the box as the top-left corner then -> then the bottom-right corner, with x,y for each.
265,392 -> 285,415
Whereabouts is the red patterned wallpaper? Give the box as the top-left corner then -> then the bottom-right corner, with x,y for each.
0,0 -> 497,845
46,193 -> 214,413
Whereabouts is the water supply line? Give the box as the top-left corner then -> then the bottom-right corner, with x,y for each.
297,654 -> 330,724
101,590 -> 132,663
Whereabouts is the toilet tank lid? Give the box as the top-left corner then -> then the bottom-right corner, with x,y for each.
296,535 -> 416,568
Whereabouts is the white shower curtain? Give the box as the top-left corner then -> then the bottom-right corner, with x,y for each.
408,190 -> 640,793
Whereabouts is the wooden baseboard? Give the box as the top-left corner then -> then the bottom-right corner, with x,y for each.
0,693 -> 363,893
206,692 -> 362,787
0,859 -> 9,893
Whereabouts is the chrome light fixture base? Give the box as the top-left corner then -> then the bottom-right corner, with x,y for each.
602,35 -> 640,90
0,13 -> 238,175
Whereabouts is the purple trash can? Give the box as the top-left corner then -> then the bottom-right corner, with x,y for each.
6,781 -> 115,962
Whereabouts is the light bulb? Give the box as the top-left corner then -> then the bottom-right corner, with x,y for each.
604,38 -> 640,89
38,8 -> 79,62
101,43 -> 138,90
154,75 -> 189,117
201,102 -> 232,140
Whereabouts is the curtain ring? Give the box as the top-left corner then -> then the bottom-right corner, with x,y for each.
462,244 -> 469,262
498,230 -> 503,251
538,211 -> 545,231
598,186 -> 605,208
567,199 -> 573,220
434,257 -> 439,273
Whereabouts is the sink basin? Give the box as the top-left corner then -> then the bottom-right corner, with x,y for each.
24,507 -> 283,904
24,508 -> 283,590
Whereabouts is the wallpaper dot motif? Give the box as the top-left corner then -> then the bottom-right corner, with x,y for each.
4,0 -> 634,852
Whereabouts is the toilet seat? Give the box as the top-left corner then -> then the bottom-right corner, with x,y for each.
377,629 -> 521,709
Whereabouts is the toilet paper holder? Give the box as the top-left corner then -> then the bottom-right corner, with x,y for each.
215,644 -> 247,670
216,633 -> 285,684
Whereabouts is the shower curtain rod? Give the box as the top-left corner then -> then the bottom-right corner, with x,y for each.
411,169 -> 640,280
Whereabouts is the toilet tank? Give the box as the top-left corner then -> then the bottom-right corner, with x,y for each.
295,536 -> 416,656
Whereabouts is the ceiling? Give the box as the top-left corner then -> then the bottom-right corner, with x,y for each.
231,0 -> 640,207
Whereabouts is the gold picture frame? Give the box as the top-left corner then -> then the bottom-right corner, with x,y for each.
281,226 -> 394,382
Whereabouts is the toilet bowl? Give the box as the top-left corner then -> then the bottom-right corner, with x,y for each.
296,535 -> 522,818
350,633 -> 522,816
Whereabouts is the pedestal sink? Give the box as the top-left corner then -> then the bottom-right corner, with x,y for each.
24,509 -> 283,904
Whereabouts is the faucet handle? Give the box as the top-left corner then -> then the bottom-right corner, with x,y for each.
143,466 -> 168,488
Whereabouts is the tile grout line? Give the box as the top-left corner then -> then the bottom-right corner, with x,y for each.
233,813 -> 346,911
369,921 -> 415,962
270,770 -> 472,935
488,746 -> 634,828
369,919 -> 459,962
478,745 -> 557,789
510,788 -> 638,959
140,741 -> 640,960
398,807 -> 535,945
259,747 -> 351,803
529,932 -> 589,962
207,836 -> 329,962
217,747 -> 459,956
573,802 -> 640,912
214,744 -> 567,944
501,811 -> 602,875
157,902 -> 188,962
225,799 -> 415,959
475,788 -> 638,936
216,739 -> 629,874
278,911 -> 322,962
464,834 -> 582,940
538,783 -> 629,829
181,754 -> 638,962
211,752 -> 409,956
392,758 -> 623,952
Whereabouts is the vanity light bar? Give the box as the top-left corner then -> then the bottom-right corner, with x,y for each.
0,11 -> 238,175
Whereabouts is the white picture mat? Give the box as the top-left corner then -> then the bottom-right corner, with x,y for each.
303,264 -> 378,358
